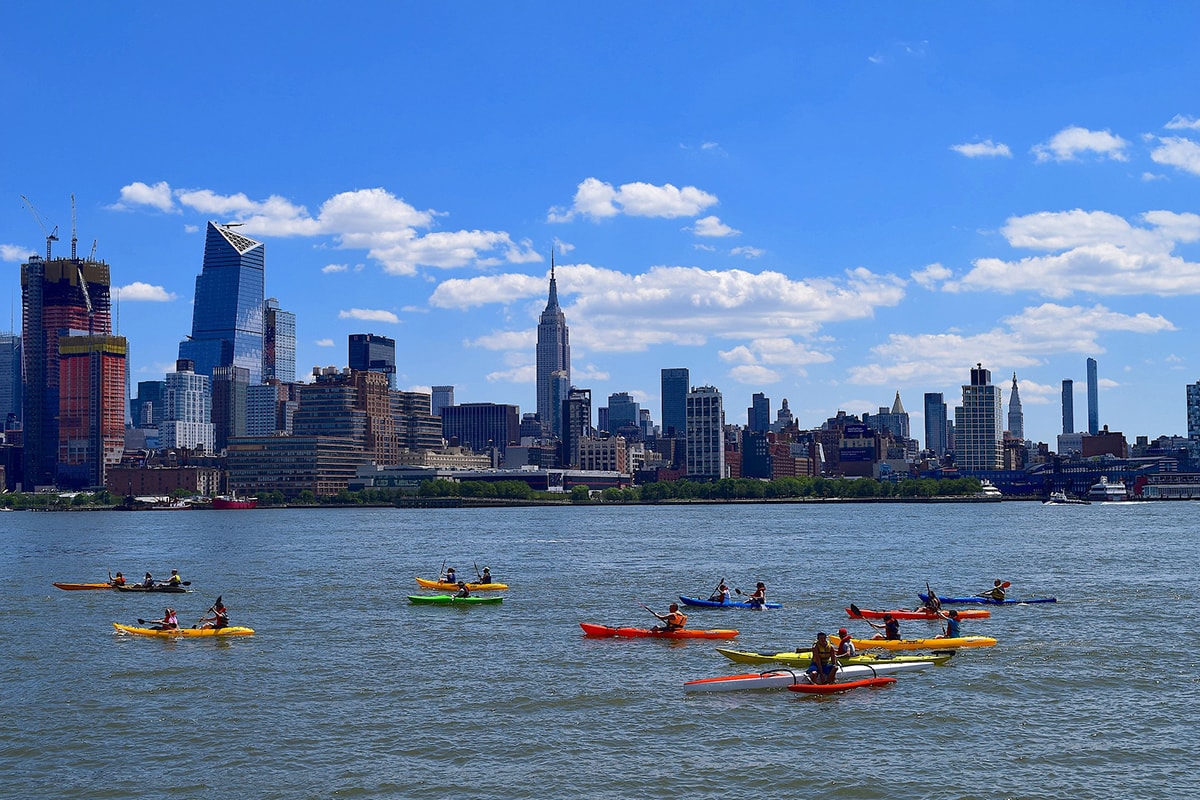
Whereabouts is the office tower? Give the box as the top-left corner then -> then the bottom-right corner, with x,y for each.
130,380 -> 166,428
661,368 -> 689,437
348,333 -> 396,389
1007,373 -> 1024,440
160,359 -> 214,452
0,333 -> 21,425
440,402 -> 520,459
57,335 -> 127,488
179,222 -> 265,385
263,297 -> 296,383
211,365 -> 249,453
1086,357 -> 1099,435
954,363 -> 1003,470
1187,381 -> 1200,466
774,398 -> 795,431
923,392 -> 948,458
748,392 -> 770,434
742,429 -> 772,478
597,406 -> 609,434
562,387 -> 593,468
1062,379 -> 1075,434
549,369 -> 570,440
639,408 -> 654,439
536,261 -> 570,435
608,392 -> 640,433
686,385 -> 725,480
21,252 -> 117,488
431,385 -> 454,418
866,392 -> 909,439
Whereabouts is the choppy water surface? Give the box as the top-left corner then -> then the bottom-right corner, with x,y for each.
1,502 -> 1197,799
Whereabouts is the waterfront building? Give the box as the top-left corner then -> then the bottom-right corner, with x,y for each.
294,367 -> 396,463
431,385 -> 454,418
660,368 -> 689,438
159,359 -> 214,453
441,402 -> 520,461
748,392 -> 770,434
1062,379 -> 1075,434
578,435 -> 627,473
211,365 -> 250,453
1008,373 -> 1025,440
226,434 -> 370,497
1186,381 -> 1200,467
56,334 -> 127,488
246,383 -> 283,437
348,333 -> 396,390
924,392 -> 948,459
390,390 -> 443,452
562,387 -> 593,468
1087,357 -> 1099,435
0,333 -> 20,425
536,261 -> 570,435
686,385 -> 725,480
954,363 -> 1004,471
179,222 -> 265,385
263,297 -> 296,383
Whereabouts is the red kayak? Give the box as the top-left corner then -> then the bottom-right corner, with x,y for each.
787,676 -> 896,694
579,622 -> 738,640
847,607 -> 991,620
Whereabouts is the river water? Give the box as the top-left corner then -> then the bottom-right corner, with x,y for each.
1,501 -> 1196,799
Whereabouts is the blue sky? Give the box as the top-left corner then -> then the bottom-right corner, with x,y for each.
4,3 -> 1200,446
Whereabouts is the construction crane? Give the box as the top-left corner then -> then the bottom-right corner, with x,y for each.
89,239 -> 97,260
71,193 -> 78,260
20,194 -> 59,261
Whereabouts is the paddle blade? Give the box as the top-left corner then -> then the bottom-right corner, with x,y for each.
849,603 -> 864,617
1002,581 -> 1011,589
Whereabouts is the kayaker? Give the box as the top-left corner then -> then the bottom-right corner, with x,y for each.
166,569 -> 183,587
110,572 -> 126,587
454,581 -> 471,598
866,613 -> 901,640
653,603 -> 687,632
709,581 -> 731,604
920,591 -> 941,613
746,582 -> 767,609
835,627 -> 856,658
141,572 -> 155,588
479,566 -> 492,584
152,608 -> 178,630
937,609 -> 961,639
807,631 -> 837,684
985,579 -> 1007,601
443,567 -> 457,584
199,601 -> 229,630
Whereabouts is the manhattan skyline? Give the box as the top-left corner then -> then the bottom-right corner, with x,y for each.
4,4 -> 1200,446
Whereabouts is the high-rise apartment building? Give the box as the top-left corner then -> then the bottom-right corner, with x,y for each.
160,359 -> 214,452
686,385 -> 725,480
179,222 -> 265,385
1062,379 -> 1075,434
562,387 -> 592,468
536,263 -> 570,435
263,297 -> 296,383
1187,381 -> 1200,466
923,392 -> 948,458
56,334 -> 127,488
954,363 -> 1003,470
211,365 -> 250,453
1086,357 -> 1099,435
660,368 -> 689,438
1008,373 -> 1024,440
348,333 -> 396,390
748,392 -> 770,434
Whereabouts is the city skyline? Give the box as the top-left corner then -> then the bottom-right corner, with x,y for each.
5,5 -> 1200,446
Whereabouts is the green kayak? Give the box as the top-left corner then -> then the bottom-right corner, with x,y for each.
407,594 -> 503,605
715,647 -> 954,667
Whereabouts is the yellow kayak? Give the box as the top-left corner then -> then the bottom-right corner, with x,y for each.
113,622 -> 255,637
416,576 -> 508,591
851,635 -> 995,651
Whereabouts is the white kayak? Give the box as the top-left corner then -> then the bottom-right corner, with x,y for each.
683,661 -> 935,693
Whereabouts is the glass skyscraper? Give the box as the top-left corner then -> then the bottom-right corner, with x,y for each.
348,333 -> 396,389
263,297 -> 296,383
660,367 -> 689,438
923,392 -> 948,458
1086,357 -> 1099,435
179,222 -> 265,385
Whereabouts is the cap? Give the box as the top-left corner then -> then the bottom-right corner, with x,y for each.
839,627 -> 848,635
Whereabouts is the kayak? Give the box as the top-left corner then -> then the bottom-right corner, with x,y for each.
919,592 -> 1056,605
113,622 -> 254,637
408,594 -> 503,605
416,577 -> 509,591
848,607 -> 991,620
715,647 -> 954,667
580,622 -> 738,640
788,676 -> 896,694
683,661 -> 929,693
114,585 -> 192,593
54,582 -> 116,591
679,596 -> 783,610
851,635 -> 996,651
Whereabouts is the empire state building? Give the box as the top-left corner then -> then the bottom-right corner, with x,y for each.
536,259 -> 570,437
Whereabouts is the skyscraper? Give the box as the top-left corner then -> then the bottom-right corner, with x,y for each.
348,333 -> 396,389
923,392 -> 948,458
263,297 -> 296,383
56,334 -> 127,488
536,261 -> 570,435
1062,379 -> 1075,434
660,368 -> 689,438
748,392 -> 770,434
0,333 -> 21,425
431,385 -> 455,418
160,359 -> 214,452
562,387 -> 592,467
954,363 -> 1003,470
607,392 -> 640,433
1086,357 -> 1099,435
179,222 -> 265,385
210,365 -> 249,453
1187,381 -> 1200,466
686,385 -> 725,480
549,370 -> 570,441
1007,373 -> 1024,440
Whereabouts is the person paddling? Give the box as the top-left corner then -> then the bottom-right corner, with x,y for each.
442,566 -> 457,585
166,569 -> 183,587
199,599 -> 229,630
745,582 -> 767,609
652,603 -> 687,632
479,566 -> 493,584
985,579 -> 1007,601
151,608 -> 178,631
865,612 -> 901,640
141,572 -> 155,589
454,581 -> 471,599
709,581 -> 731,604
110,572 -> 126,587
936,609 -> 961,639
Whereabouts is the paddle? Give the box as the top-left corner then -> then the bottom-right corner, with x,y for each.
192,595 -> 222,629
708,577 -> 726,602
977,580 -> 1011,598
849,604 -> 885,635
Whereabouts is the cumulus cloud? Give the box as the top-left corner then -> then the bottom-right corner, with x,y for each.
322,264 -> 349,273
1165,115 -> 1200,131
1149,136 -> 1200,176
548,177 -> 718,222
116,282 -> 177,301
729,364 -> 782,384
0,243 -> 36,262
719,337 -> 834,381
691,216 -> 740,237
945,209 -> 1200,298
314,339 -> 335,347
485,364 -> 535,384
1032,126 -> 1129,162
110,181 -> 176,212
731,246 -> 765,258
338,308 -> 400,324
950,139 -> 1012,158
911,262 -> 953,289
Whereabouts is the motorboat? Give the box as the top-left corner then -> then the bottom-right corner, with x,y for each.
1043,490 -> 1090,505
1087,477 -> 1127,502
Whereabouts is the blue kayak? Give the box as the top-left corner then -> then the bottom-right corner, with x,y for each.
919,592 -> 1056,605
679,595 -> 783,610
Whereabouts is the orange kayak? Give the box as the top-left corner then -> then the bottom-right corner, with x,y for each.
847,607 -> 991,620
580,622 -> 738,640
788,676 -> 896,694
54,582 -> 115,590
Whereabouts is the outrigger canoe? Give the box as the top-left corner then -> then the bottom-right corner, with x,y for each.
114,585 -> 192,593
679,596 -> 783,610
113,622 -> 254,637
714,647 -> 954,667
54,582 -> 116,591
580,622 -> 738,640
851,635 -> 996,651
416,577 -> 509,591
788,676 -> 896,694
683,662 -> 928,693
919,592 -> 1056,605
848,607 -> 991,620
408,594 -> 503,605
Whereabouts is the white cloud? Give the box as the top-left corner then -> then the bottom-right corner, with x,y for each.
1032,126 -> 1129,163
911,262 -> 953,289
322,264 -> 349,273
1165,114 -> 1200,131
338,308 -> 400,324
693,244 -> 717,252
731,246 -> 765,259
467,330 -> 536,351
950,140 -> 1012,158
548,177 -> 718,222
485,364 -> 535,383
574,363 -> 610,381
1149,136 -> 1200,176
0,243 -> 36,262
183,224 -> 199,233
691,216 -> 740,237
116,282 -> 177,301
314,339 -> 335,347
729,365 -> 782,384
111,181 -> 176,212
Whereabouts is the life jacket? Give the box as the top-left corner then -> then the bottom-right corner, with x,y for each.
163,613 -> 178,629
666,611 -> 687,630
812,639 -> 835,664
168,574 -> 181,586
837,635 -> 855,656
885,619 -> 900,639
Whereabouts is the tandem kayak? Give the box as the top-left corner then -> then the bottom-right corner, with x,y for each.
788,676 -> 896,694
408,594 -> 503,605
113,622 -> 254,637
580,622 -> 738,640
114,585 -> 192,593
416,577 -> 509,591
851,635 -> 996,651
679,596 -> 783,610
848,607 -> 991,620
683,662 -> 929,693
714,647 -> 954,667
919,592 -> 1056,605
54,582 -> 116,591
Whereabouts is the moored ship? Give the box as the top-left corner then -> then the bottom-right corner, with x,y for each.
212,494 -> 258,509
